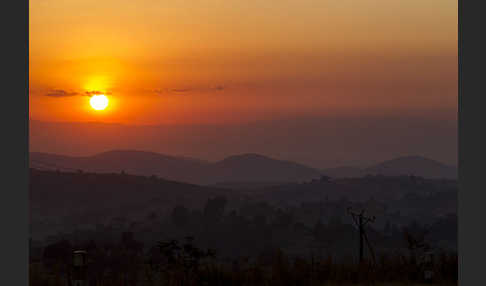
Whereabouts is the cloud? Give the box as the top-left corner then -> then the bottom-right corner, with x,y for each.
44,89 -> 113,98
171,88 -> 191,93
85,90 -> 112,96
45,90 -> 79,97
154,85 -> 226,95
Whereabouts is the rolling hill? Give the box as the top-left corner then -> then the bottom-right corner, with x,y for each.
30,150 -> 323,185
322,155 -> 457,179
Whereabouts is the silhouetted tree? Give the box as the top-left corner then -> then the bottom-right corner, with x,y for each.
171,205 -> 190,227
157,237 -> 216,285
320,175 -> 331,182
203,196 -> 227,224
43,239 -> 72,277
147,211 -> 158,221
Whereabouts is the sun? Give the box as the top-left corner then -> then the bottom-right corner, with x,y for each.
90,94 -> 109,110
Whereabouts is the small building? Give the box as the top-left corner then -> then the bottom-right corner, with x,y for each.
72,250 -> 88,286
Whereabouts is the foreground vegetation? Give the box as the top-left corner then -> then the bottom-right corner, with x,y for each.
30,234 -> 457,286
30,170 -> 457,285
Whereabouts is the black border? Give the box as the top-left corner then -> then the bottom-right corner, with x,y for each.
458,0 -> 486,285
1,0 -> 29,285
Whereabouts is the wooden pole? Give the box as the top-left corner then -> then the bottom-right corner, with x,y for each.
359,214 -> 364,263
348,207 -> 375,264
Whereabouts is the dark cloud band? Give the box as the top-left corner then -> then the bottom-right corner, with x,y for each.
45,90 -> 79,97
154,85 -> 226,95
44,89 -> 112,97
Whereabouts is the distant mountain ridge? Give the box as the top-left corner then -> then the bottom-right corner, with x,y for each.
29,118 -> 457,170
30,150 -> 323,185
323,155 -> 457,179
31,150 -> 457,185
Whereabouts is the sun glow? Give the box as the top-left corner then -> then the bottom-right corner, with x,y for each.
90,94 -> 109,110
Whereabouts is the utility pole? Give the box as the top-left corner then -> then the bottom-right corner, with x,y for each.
348,207 -> 376,264
359,214 -> 364,261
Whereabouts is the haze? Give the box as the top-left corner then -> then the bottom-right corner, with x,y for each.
29,0 -> 457,167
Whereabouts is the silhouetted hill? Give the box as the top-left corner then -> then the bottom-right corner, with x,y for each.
365,156 -> 457,178
322,156 -> 457,179
29,118 -> 457,169
320,166 -> 364,178
207,153 -> 322,184
29,168 -> 234,238
30,150 -> 208,183
30,170 -> 457,283
30,151 -> 323,185
30,169 -> 457,241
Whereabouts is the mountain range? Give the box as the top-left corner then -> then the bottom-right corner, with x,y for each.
322,155 -> 457,179
30,150 -> 457,185
30,150 -> 323,185
29,118 -> 457,170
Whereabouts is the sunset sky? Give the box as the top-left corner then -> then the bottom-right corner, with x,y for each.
30,0 -> 457,125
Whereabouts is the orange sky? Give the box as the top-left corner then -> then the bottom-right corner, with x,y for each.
30,0 -> 458,125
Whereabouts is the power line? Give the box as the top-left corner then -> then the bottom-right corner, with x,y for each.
347,207 -> 376,264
